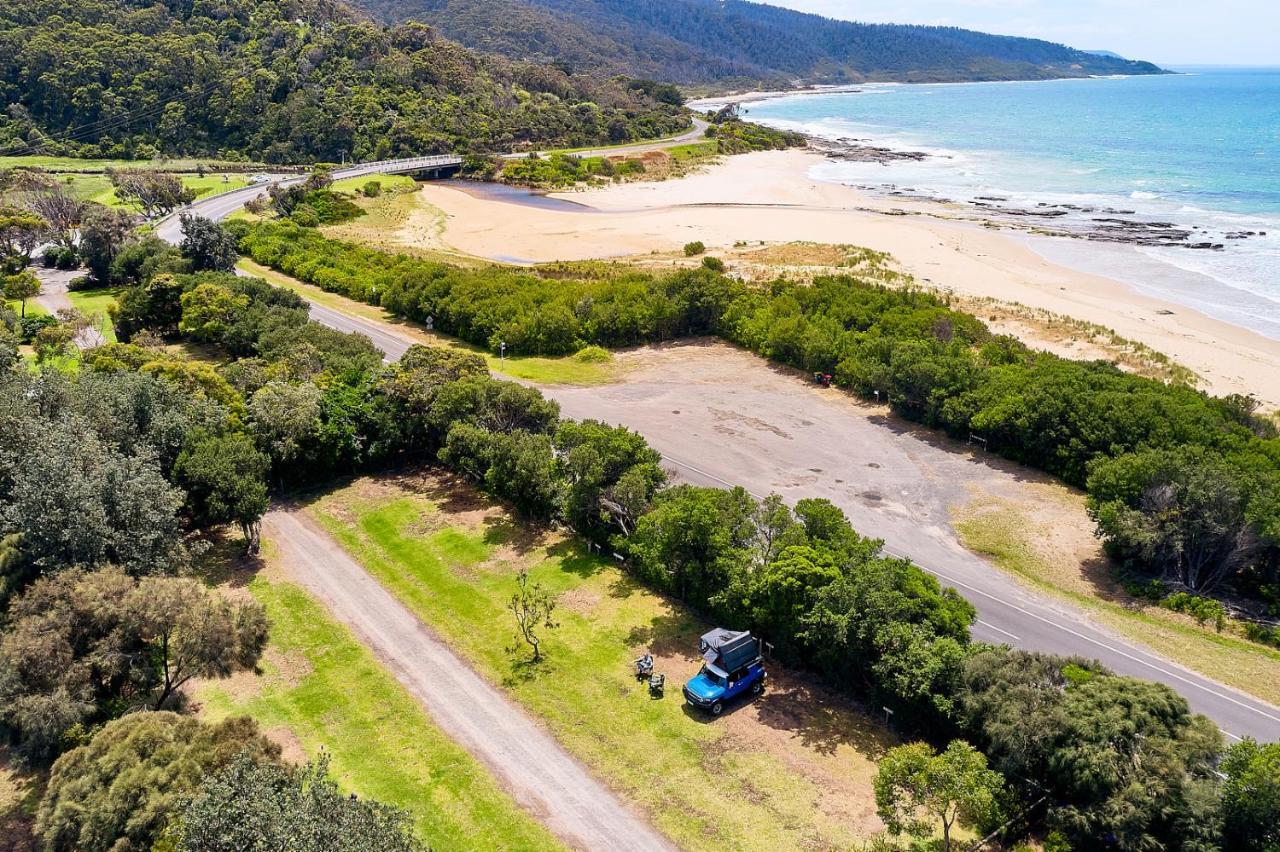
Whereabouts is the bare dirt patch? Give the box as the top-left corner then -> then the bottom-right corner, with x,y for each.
264,725 -> 308,765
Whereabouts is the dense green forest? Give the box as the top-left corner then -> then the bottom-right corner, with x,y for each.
0,0 -> 689,162
355,0 -> 1167,85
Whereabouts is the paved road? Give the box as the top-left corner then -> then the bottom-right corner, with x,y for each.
266,300 -> 1280,744
154,138 -> 1280,743
264,510 -> 674,852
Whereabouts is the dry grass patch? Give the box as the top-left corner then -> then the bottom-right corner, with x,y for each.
954,492 -> 1280,708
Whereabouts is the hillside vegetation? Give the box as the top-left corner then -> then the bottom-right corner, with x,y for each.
354,0 -> 1166,85
0,0 -> 689,163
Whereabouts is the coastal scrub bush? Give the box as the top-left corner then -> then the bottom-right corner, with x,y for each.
683,240 -> 706,256
1161,591 -> 1228,631
362,180 -> 383,198
702,256 -> 725,272
234,223 -> 1280,598
573,345 -> 611,363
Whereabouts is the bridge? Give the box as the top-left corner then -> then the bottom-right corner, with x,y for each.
155,119 -> 711,243
154,153 -> 465,243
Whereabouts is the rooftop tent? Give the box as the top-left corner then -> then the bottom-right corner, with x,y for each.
699,628 -> 760,673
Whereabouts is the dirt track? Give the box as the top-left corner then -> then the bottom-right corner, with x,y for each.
262,510 -> 674,852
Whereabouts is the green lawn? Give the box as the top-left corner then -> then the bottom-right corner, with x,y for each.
66,288 -> 119,344
5,299 -> 46,319
85,173 -> 250,208
236,259 -> 623,386
329,173 -> 417,195
304,476 -> 886,850
196,571 -> 562,851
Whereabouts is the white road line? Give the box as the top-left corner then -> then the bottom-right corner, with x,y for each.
976,620 -> 1021,641
920,564 -> 1280,734
663,450 -> 1280,737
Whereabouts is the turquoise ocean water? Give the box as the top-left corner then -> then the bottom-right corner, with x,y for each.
743,69 -> 1280,340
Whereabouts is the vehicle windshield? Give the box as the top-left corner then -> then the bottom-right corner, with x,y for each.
699,666 -> 726,686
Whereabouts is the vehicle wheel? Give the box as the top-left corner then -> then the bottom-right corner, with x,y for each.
710,701 -> 724,716
751,679 -> 763,696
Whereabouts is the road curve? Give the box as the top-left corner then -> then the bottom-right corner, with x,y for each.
264,510 -> 674,852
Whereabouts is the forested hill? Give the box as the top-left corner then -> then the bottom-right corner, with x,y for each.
0,0 -> 688,163
354,0 -> 1166,86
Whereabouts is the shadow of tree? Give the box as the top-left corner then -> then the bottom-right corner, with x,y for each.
752,680 -> 895,760
546,539 -> 607,579
198,531 -> 266,589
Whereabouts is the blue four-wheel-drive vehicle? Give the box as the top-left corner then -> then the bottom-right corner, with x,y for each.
683,628 -> 766,716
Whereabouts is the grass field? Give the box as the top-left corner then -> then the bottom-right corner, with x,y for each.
4,299 -> 46,319
236,259 -> 623,386
66,287 -> 119,344
955,494 -> 1280,708
303,472 -> 888,850
329,173 -> 417,195
195,547 -> 562,851
78,173 -> 251,208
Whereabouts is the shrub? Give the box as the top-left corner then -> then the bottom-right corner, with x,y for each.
701,256 -> 725,272
362,180 -> 383,198
1161,591 -> 1227,631
572,345 -> 611,363
683,241 -> 706,256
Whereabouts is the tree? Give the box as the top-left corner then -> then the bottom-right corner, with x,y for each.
959,647 -> 1226,851
0,205 -> 46,260
174,433 -> 271,550
179,214 -> 239,272
20,183 -> 84,249
79,206 -> 138,283
0,568 -> 267,760
112,272 -> 186,339
169,752 -> 427,852
131,575 -> 269,708
249,381 -> 322,469
1088,446 -> 1264,593
1221,738 -> 1280,851
108,169 -> 196,218
35,712 -> 278,852
507,568 -> 558,662
1,424 -> 188,576
179,283 -> 250,342
3,270 -> 40,317
874,740 -> 1004,852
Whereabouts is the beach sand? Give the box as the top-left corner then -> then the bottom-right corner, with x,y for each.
405,149 -> 1280,408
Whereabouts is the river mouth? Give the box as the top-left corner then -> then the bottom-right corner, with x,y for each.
438,179 -> 600,213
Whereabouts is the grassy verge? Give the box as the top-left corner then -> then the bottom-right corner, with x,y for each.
0,155 -> 270,172
235,259 -> 623,386
954,498 -> 1280,708
304,473 -> 888,850
195,551 -> 562,851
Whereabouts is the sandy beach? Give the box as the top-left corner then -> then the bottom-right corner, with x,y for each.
402,149 -> 1280,408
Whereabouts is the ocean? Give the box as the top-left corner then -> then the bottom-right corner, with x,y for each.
741,68 -> 1280,341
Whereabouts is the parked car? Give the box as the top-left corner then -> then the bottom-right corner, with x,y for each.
683,628 -> 765,716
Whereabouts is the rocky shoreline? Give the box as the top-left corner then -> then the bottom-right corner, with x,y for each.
807,136 -> 1260,251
